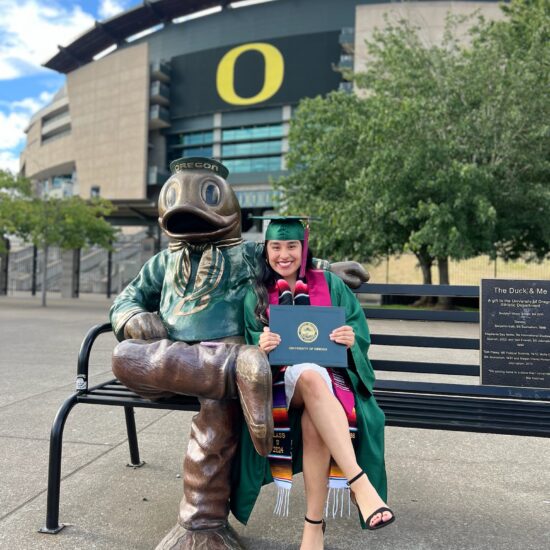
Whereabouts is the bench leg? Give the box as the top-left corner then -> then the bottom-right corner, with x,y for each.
39,394 -> 78,534
124,406 -> 145,468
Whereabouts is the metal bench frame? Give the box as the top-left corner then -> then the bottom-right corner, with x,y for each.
40,283 -> 550,534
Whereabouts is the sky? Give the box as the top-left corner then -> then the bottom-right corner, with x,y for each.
0,0 -> 143,173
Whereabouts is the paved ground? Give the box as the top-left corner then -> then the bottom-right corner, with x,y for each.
0,292 -> 549,550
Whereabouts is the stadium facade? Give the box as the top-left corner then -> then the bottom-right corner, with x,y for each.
20,0 -> 502,230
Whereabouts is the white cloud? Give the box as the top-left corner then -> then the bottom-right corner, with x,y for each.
98,0 -> 129,20
0,0 -> 95,80
0,90 -> 54,171
0,151 -> 21,174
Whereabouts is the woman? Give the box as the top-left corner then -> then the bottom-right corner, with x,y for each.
230,217 -> 394,549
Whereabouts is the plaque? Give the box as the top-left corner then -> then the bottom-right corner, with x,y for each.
481,279 -> 550,388
268,305 -> 347,367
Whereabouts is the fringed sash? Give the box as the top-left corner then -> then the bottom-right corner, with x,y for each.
267,271 -> 358,517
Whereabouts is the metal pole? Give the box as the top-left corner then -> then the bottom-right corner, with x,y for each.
106,247 -> 113,299
75,249 -> 80,298
124,406 -> 145,468
32,245 -> 37,296
39,394 -> 78,534
0,238 -> 9,296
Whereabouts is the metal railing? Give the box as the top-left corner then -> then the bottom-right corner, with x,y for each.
6,231 -> 152,295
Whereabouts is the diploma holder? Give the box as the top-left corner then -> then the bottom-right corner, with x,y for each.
268,305 -> 348,368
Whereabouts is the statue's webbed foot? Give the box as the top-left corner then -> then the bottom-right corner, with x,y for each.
156,523 -> 245,550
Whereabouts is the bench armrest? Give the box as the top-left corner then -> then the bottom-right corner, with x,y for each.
76,322 -> 113,393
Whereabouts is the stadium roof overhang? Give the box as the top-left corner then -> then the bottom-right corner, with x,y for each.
106,199 -> 159,226
44,0 -> 239,74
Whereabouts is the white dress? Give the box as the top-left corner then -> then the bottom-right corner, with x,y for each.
283,362 -> 333,407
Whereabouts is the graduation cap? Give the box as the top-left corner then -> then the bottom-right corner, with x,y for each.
250,215 -> 318,278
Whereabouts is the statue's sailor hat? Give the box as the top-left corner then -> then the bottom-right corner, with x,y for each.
169,157 -> 229,179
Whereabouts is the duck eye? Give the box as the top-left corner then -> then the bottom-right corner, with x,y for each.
165,183 -> 178,208
201,181 -> 220,206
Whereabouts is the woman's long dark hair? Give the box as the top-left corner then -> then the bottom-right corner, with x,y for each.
253,241 -> 314,324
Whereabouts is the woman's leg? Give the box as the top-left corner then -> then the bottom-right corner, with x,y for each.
300,408 -> 330,550
291,370 -> 392,528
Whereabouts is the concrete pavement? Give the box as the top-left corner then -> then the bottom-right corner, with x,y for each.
0,293 -> 548,549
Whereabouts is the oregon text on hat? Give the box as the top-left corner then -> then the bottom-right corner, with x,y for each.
169,157 -> 229,179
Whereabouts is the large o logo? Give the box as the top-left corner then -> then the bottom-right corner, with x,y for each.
216,42 -> 284,106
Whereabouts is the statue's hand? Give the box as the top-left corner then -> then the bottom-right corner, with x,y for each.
329,261 -> 369,289
123,312 -> 168,340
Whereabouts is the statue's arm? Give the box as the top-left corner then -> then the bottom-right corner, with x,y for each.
110,252 -> 168,341
327,261 -> 369,289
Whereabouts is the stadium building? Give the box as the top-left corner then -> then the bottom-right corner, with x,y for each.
20,0 -> 502,233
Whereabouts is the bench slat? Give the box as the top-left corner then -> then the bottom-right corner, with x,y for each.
382,416 -> 549,438
78,394 -> 201,411
378,397 -> 550,423
88,389 -> 143,398
374,379 -> 550,401
357,283 -> 479,297
381,408 -> 549,431
372,359 -> 478,376
365,308 -> 479,323
371,334 -> 479,350
378,392 -> 548,413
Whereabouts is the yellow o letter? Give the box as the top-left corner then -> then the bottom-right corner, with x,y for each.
216,42 -> 284,105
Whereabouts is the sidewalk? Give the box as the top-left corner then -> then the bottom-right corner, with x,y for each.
0,294 -> 548,549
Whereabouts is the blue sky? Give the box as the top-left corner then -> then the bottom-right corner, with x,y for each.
0,0 -> 142,173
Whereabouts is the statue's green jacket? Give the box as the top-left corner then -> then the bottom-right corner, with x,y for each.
230,271 -> 388,526
110,242 -> 259,342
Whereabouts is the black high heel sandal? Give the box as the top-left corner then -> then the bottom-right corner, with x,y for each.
347,470 -> 395,531
304,516 -> 326,534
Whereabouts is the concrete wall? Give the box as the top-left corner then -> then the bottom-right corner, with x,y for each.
20,99 -> 74,181
67,42 -> 150,200
355,2 -> 504,72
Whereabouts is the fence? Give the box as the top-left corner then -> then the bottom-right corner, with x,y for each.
6,232 -> 153,296
367,254 -> 550,285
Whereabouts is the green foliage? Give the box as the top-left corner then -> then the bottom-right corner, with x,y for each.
0,169 -> 117,252
277,0 -> 550,281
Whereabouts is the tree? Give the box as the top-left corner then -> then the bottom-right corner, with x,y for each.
463,0 -> 550,262
0,170 -> 117,306
277,0 -> 550,289
0,170 -> 32,251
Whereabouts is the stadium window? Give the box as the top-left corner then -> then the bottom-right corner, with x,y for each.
181,131 -> 214,146
222,156 -> 282,173
222,124 -> 283,142
182,146 -> 213,157
222,140 -> 282,157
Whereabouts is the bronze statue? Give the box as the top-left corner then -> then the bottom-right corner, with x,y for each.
110,157 -> 368,549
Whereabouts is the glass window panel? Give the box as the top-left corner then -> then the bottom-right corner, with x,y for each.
182,146 -> 213,157
223,156 -> 282,173
222,124 -> 283,142
222,140 -> 281,157
181,131 -> 213,145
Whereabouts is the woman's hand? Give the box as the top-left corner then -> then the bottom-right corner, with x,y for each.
259,326 -> 281,353
330,325 -> 355,348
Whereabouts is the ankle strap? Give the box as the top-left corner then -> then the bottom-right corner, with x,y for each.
346,470 -> 365,487
304,516 -> 324,525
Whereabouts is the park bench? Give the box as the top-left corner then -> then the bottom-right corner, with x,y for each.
40,283 -> 550,534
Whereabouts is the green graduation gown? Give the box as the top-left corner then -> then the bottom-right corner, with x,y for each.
229,270 -> 387,527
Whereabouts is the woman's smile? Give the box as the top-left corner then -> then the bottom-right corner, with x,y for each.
266,240 -> 302,280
